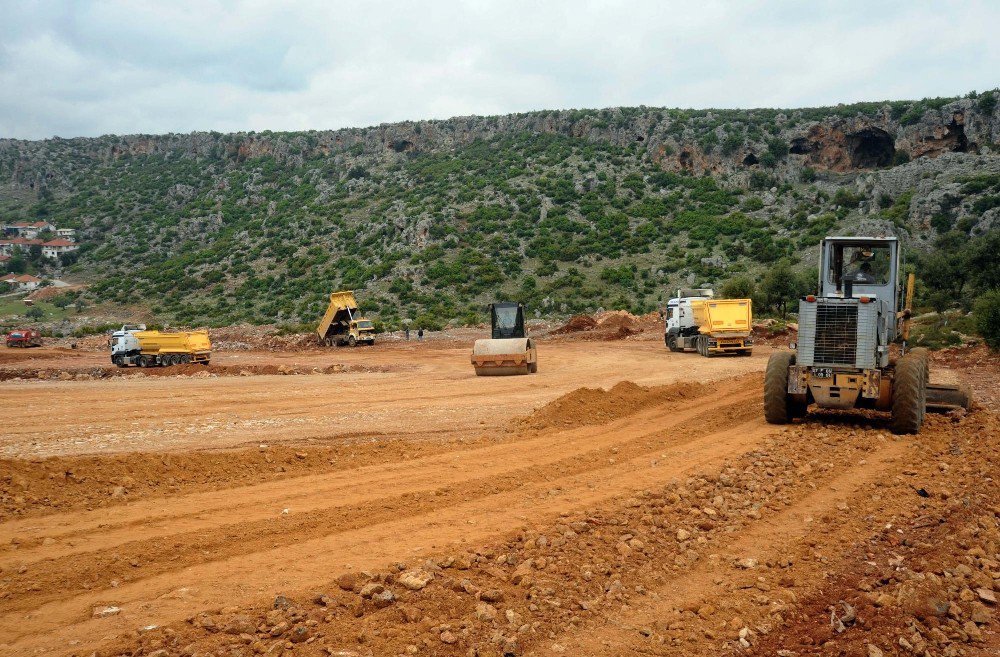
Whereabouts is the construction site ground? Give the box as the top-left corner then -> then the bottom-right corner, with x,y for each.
1,328 -> 998,657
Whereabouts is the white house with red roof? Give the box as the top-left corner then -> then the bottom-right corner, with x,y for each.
41,239 -> 79,259
8,221 -> 56,239
0,274 -> 42,291
0,238 -> 44,256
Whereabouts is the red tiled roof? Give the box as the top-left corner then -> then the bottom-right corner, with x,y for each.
43,239 -> 76,247
14,275 -> 41,283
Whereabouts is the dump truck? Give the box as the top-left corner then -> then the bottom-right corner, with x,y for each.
764,236 -> 971,434
317,290 -> 375,347
471,302 -> 537,376
665,289 -> 753,356
110,328 -> 211,367
5,328 -> 42,348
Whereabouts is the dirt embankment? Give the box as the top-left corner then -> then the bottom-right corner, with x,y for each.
0,361 -> 400,382
549,310 -> 661,341
91,404 -> 1000,657
520,379 -> 714,431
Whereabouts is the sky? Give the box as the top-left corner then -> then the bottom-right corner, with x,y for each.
1,0 -> 998,140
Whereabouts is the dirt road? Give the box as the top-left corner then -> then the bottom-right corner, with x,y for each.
0,339 -> 997,657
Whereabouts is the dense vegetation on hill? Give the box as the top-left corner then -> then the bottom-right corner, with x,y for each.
1,92 -> 999,336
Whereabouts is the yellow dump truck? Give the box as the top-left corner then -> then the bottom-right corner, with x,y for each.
317,290 -> 376,347
110,326 -> 211,367
665,291 -> 752,356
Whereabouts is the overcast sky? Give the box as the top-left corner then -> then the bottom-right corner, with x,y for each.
1,0 -> 997,140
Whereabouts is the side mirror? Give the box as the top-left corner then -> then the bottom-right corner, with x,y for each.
789,342 -> 797,350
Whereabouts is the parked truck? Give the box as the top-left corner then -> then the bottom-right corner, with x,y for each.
5,328 -> 42,348
665,289 -> 753,356
110,325 -> 211,367
317,291 -> 375,347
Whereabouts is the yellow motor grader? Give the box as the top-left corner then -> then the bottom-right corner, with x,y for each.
764,236 -> 971,434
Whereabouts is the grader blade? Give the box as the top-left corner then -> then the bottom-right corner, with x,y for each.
925,382 -> 973,413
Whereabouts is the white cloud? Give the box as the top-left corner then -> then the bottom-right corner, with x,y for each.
0,0 -> 997,139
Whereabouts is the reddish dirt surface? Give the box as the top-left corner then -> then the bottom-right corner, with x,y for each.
0,336 -> 996,657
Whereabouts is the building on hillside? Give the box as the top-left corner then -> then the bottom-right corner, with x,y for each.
41,239 -> 79,259
0,238 -> 44,256
9,221 -> 56,239
0,274 -> 42,291
55,227 -> 77,241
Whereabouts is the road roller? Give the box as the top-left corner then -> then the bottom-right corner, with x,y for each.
470,302 -> 537,376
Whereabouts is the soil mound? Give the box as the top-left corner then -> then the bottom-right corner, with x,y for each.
522,379 -> 709,430
551,315 -> 598,334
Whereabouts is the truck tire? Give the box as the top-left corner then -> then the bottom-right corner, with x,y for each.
764,352 -> 797,424
113,355 -> 125,368
348,335 -> 357,347
666,334 -> 682,352
891,352 -> 927,434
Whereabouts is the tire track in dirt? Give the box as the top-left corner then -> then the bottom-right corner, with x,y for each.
0,384 -> 760,616
537,436 -> 911,655
0,390 -> 775,656
0,379 -> 743,561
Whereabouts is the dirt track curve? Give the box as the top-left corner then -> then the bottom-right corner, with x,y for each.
1,339 -> 997,657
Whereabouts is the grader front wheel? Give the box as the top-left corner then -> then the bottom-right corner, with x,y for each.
764,352 -> 796,424
891,351 -> 928,434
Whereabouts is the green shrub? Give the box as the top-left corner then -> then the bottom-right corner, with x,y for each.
973,289 -> 1000,350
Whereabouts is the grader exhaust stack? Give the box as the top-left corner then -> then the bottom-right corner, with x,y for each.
470,302 -> 537,376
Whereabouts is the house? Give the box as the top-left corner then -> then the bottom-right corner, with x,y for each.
42,239 -> 79,259
56,228 -> 77,241
0,238 -> 43,256
0,274 -> 42,291
10,221 -> 56,239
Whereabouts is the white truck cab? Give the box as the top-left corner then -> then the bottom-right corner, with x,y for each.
665,288 -> 714,338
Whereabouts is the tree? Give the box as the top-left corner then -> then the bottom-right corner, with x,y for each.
761,260 -> 799,316
973,289 -> 1000,351
6,252 -> 27,274
25,306 -> 45,320
719,275 -> 756,300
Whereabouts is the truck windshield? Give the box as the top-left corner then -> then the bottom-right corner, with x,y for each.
356,321 -> 373,329
829,245 -> 891,286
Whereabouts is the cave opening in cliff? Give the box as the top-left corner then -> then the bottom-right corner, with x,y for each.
789,137 -> 813,155
945,118 -> 969,153
742,153 -> 759,165
635,135 -> 645,142
679,151 -> 693,169
846,127 -> 895,168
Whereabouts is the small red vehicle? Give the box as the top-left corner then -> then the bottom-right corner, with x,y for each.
5,328 -> 42,348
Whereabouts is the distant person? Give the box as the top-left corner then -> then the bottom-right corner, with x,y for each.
417,328 -> 424,341
405,326 -> 410,341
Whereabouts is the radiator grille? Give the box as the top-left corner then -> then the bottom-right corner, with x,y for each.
813,303 -> 858,365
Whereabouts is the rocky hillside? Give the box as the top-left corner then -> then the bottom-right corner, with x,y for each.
1,92 -> 998,328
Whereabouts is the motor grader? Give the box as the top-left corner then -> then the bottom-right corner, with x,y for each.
764,236 -> 971,434
470,302 -> 537,376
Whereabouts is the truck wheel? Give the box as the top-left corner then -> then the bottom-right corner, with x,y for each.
764,352 -> 798,424
891,352 -> 927,434
113,355 -> 125,368
348,335 -> 357,347
667,335 -> 682,352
